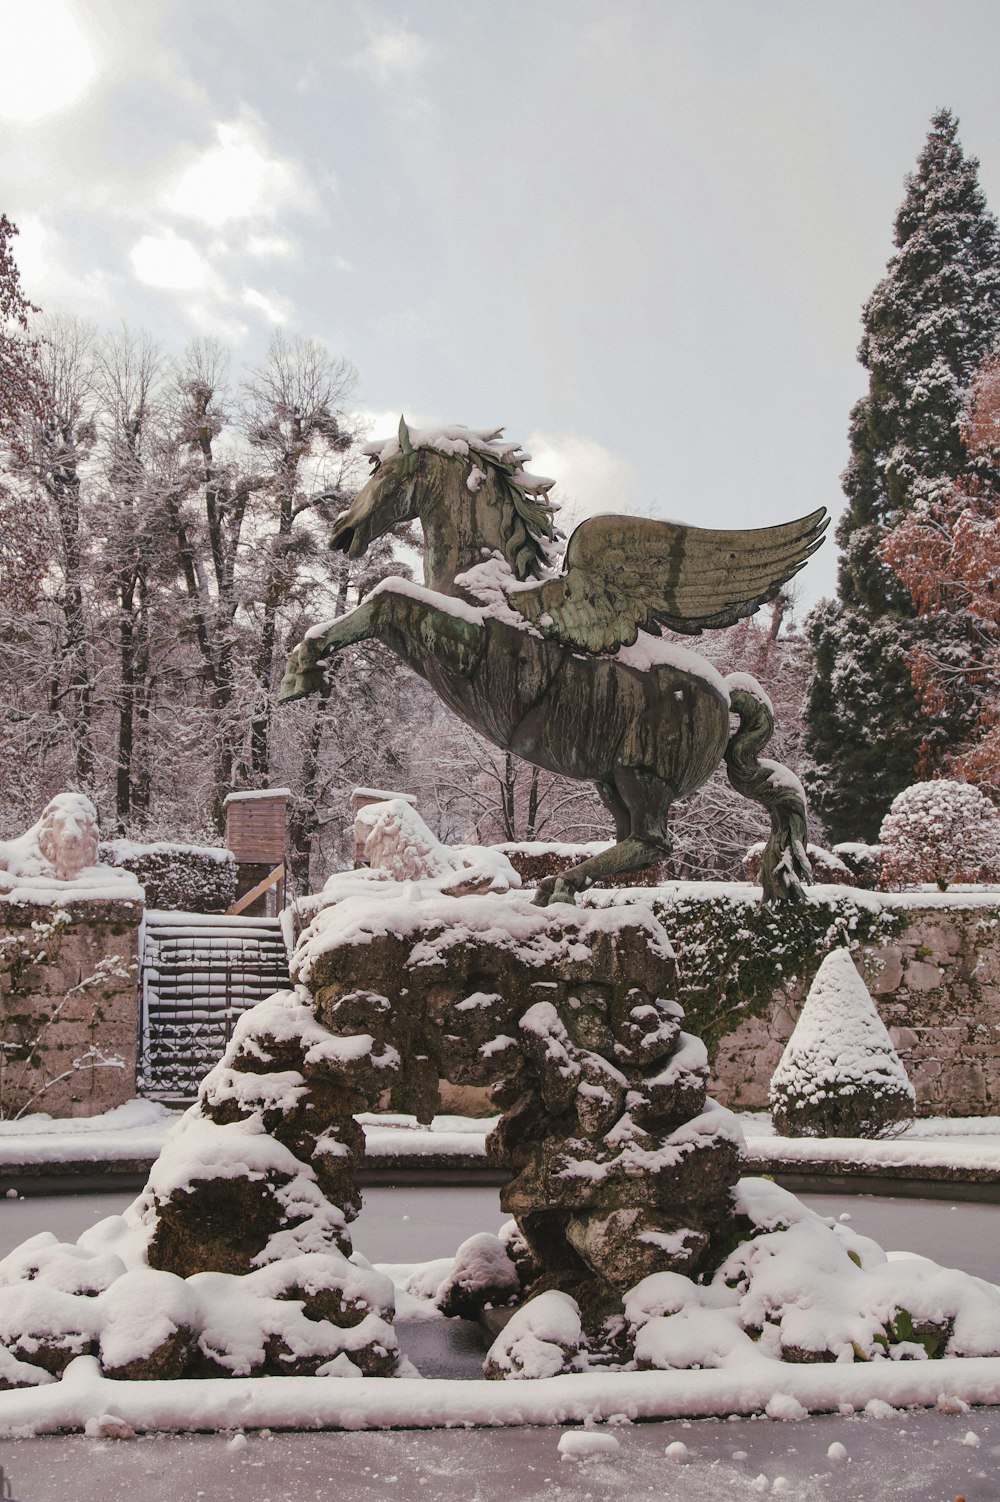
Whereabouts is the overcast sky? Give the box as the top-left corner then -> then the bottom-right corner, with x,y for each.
3,0 -> 999,615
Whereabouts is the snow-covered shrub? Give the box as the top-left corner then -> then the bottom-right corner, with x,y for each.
832,842 -> 882,887
877,780 -> 1000,891
99,840 -> 237,912
769,949 -> 915,1139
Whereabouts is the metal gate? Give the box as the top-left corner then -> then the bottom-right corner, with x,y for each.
139,910 -> 291,1101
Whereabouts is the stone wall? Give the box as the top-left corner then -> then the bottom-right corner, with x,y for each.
0,897 -> 142,1118
710,896 -> 1000,1116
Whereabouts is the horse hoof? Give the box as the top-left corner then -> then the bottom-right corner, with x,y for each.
278,666 -> 326,702
532,878 -> 576,907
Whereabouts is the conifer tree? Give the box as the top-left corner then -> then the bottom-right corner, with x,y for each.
805,110 -> 1000,841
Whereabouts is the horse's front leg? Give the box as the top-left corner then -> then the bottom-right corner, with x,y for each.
279,597 -> 382,702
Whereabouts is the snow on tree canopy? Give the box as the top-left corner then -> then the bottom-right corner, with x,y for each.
878,779 -> 1000,891
769,949 -> 915,1140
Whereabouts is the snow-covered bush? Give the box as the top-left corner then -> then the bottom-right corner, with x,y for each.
769,949 -> 915,1139
877,780 -> 1000,891
832,842 -> 882,887
99,840 -> 237,912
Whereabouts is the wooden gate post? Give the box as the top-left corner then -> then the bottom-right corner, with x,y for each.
224,789 -> 289,916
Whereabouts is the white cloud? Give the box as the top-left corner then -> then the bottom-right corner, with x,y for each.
524,432 -> 640,531
245,232 -> 295,259
353,408 -> 434,446
0,0 -> 96,122
11,214 -> 113,311
164,116 -> 317,228
243,286 -> 291,325
356,24 -> 431,87
130,231 -> 211,291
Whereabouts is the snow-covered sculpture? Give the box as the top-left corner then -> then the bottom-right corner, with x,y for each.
0,793 -> 100,884
878,778 -> 1000,891
291,885 -> 746,1352
356,797 -> 519,894
769,948 -> 915,1138
282,419 -> 827,904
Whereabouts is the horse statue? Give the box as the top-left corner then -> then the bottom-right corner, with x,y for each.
281,420 -> 827,905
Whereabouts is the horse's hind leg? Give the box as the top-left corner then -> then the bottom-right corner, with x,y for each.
534,769 -> 672,906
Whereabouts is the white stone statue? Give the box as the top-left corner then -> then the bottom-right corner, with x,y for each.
0,792 -> 101,884
355,797 -> 520,896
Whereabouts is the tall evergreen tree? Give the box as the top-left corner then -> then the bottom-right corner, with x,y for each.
805,109 -> 1000,841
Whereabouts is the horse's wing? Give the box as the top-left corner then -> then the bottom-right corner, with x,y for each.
510,509 -> 828,650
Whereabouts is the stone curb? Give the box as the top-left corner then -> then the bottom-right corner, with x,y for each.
3,1151 -> 1000,1200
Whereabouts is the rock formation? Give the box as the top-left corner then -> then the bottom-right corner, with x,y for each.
0,874 -> 746,1383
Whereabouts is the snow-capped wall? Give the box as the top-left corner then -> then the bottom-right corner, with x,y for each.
711,894 -> 1000,1116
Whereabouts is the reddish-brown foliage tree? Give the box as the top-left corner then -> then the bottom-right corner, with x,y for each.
881,350 -> 1000,797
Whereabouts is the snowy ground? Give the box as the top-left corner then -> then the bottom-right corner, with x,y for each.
5,1102 -> 1000,1176
4,1184 -> 1000,1435
0,1103 -> 495,1168
2,1187 -> 1000,1499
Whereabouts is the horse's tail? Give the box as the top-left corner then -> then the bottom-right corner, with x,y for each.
723,674 -> 811,904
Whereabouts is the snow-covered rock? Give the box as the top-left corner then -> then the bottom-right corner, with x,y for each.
483,1290 -> 583,1380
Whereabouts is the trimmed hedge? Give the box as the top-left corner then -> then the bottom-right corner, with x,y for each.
99,840 -> 237,913
599,888 -> 908,1060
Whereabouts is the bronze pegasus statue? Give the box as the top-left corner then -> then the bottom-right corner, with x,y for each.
281,419 -> 827,904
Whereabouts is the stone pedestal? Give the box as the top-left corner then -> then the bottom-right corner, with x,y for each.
295,888 -> 745,1310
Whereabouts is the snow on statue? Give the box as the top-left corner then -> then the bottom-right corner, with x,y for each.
0,793 -> 100,884
282,419 -> 827,904
0,795 -> 144,906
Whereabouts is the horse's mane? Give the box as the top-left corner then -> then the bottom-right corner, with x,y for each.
363,424 -> 559,581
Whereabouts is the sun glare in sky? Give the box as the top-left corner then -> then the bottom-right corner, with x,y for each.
130,231 -> 208,291
165,119 -> 306,228
0,0 -> 96,122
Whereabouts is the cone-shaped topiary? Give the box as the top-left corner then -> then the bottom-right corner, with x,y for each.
769,949 -> 915,1138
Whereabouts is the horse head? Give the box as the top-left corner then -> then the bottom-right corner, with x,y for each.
330,418 -> 558,587
328,415 -> 422,559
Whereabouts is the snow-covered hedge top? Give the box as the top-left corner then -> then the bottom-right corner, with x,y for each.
493,840 -> 612,859
99,840 -> 237,913
100,839 -> 233,863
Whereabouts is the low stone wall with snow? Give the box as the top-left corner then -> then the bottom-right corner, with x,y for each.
0,897 -> 141,1119
709,893 -> 1000,1116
